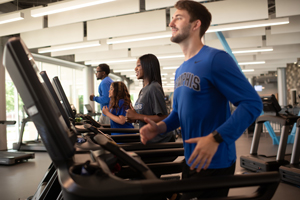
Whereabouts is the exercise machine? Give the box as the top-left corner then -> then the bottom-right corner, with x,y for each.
0,120 -> 34,165
85,104 -> 101,120
279,118 -> 300,186
12,114 -> 46,151
3,36 -> 281,200
240,95 -> 299,172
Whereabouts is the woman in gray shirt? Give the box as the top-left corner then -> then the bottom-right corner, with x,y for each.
126,54 -> 174,143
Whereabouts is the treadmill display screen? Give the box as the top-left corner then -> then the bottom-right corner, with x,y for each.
3,37 -> 75,162
261,94 -> 281,114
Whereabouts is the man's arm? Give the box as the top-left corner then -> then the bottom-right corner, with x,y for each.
211,52 -> 263,145
94,81 -> 110,105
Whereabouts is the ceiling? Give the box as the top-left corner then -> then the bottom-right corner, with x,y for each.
1,0 -> 300,93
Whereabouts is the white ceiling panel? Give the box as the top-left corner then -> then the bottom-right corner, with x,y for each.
75,49 -> 129,62
271,15 -> 300,34
205,27 -> 265,40
276,0 -> 300,17
257,51 -> 300,61
48,0 -> 139,27
0,7 -> 43,37
87,10 -> 166,40
266,31 -> 300,46
21,23 -> 84,49
170,0 -> 268,25
131,44 -> 181,57
206,36 -> 263,50
112,37 -> 173,50
145,0 -> 177,10
51,42 -> 109,57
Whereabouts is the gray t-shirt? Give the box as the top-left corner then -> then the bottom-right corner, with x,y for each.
134,81 -> 174,143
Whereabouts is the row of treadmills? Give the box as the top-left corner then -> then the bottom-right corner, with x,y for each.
1,37 -> 289,199
240,94 -> 300,186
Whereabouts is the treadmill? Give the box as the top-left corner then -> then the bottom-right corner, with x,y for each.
85,104 -> 101,120
12,114 -> 46,152
240,95 -> 299,172
279,118 -> 300,186
0,120 -> 35,165
3,37 -> 281,200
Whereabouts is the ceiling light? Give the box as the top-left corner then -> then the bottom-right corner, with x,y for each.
85,58 -> 137,65
163,66 -> 178,69
107,32 -> 171,44
114,69 -> 134,72
242,69 -> 255,72
38,41 -> 101,53
232,48 -> 273,54
157,55 -> 184,59
207,18 -> 289,33
31,0 -> 115,17
238,61 -> 265,65
0,12 -> 24,25
161,73 -> 168,76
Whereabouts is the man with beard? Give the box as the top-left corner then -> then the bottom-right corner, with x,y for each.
90,63 -> 113,125
139,0 -> 263,199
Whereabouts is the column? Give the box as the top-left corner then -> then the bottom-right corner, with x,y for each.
83,67 -> 94,113
277,67 -> 287,107
0,37 -> 7,150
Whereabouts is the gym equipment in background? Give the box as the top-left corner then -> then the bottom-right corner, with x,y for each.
279,118 -> 300,186
240,95 -> 300,172
0,120 -> 34,165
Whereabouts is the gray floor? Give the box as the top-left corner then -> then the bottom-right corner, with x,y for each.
0,134 -> 299,200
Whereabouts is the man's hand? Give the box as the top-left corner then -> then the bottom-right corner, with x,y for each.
90,94 -> 95,101
185,133 -> 219,172
102,106 -> 109,116
140,117 -> 160,144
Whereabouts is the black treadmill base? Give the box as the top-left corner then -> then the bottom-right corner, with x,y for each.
240,155 -> 289,172
0,151 -> 35,165
13,142 -> 46,152
279,165 -> 300,186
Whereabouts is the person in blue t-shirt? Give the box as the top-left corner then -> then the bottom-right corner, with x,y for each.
90,63 -> 113,125
102,81 -> 134,135
139,1 -> 263,199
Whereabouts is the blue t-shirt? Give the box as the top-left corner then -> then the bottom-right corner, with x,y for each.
110,99 -> 134,135
94,76 -> 113,116
163,45 -> 263,169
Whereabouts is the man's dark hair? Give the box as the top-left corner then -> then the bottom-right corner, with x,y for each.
98,63 -> 110,75
139,54 -> 162,86
175,0 -> 212,39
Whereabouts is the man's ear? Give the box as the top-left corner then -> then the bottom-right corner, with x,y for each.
193,20 -> 201,31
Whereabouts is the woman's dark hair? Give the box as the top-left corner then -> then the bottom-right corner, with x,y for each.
98,63 -> 110,75
175,0 -> 212,39
109,81 -> 131,112
139,54 -> 162,86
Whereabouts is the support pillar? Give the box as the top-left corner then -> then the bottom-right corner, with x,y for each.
0,37 -> 8,150
83,67 -> 94,113
277,67 -> 287,107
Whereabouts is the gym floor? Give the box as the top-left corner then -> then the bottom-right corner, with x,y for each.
0,134 -> 299,200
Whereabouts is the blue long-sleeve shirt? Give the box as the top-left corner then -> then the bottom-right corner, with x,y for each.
163,45 -> 262,169
94,76 -> 113,116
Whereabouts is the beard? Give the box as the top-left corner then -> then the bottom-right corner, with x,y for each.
170,23 -> 192,43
